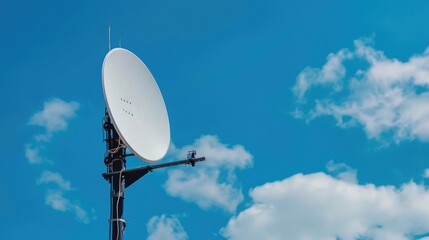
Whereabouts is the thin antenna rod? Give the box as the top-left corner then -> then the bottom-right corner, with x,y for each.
108,21 -> 111,51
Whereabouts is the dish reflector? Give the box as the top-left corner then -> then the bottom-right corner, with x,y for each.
102,48 -> 170,162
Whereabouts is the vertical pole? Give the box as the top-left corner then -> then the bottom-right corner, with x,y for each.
108,20 -> 111,51
105,111 -> 126,240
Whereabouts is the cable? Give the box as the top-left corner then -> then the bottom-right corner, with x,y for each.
109,138 -> 126,154
116,169 -> 124,240
109,179 -> 112,240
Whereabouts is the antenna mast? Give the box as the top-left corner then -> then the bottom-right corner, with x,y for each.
103,110 -> 125,240
108,21 -> 111,51
101,48 -> 206,240
102,111 -> 205,240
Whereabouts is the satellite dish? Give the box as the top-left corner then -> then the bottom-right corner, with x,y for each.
102,48 -> 170,162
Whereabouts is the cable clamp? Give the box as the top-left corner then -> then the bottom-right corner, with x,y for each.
110,218 -> 126,223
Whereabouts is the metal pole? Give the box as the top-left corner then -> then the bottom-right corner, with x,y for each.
105,111 -> 126,240
102,111 -> 205,240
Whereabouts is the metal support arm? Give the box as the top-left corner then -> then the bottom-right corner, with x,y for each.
102,157 -> 206,188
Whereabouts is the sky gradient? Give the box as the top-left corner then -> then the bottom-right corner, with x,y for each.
4,0 -> 429,239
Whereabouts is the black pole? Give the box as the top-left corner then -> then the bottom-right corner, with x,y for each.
104,111 -> 126,240
102,110 -> 205,240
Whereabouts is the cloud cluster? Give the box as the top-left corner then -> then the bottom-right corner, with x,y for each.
37,171 -> 90,223
25,98 -> 91,223
146,215 -> 188,240
293,38 -> 429,143
165,135 -> 253,213
222,163 -> 429,240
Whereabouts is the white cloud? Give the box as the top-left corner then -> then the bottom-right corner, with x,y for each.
25,98 -> 92,224
45,190 -> 70,212
222,171 -> 429,240
38,171 -> 90,223
326,160 -> 357,184
147,215 -> 188,240
24,144 -> 43,164
423,169 -> 429,179
25,98 -> 78,164
37,171 -> 72,191
44,189 -> 90,224
293,38 -> 429,143
29,98 -> 79,141
293,48 -> 352,102
72,205 -> 91,224
164,135 -> 253,213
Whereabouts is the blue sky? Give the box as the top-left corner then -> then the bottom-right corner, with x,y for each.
4,0 -> 429,239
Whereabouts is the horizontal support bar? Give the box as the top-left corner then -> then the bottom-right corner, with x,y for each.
102,157 -> 206,180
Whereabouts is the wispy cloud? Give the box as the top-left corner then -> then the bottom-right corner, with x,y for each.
24,144 -> 43,164
165,135 -> 253,213
293,48 -> 353,102
25,98 -> 79,165
422,169 -> 429,179
25,98 -> 92,224
147,215 -> 189,240
37,171 -> 91,223
326,160 -> 357,184
293,38 -> 429,144
45,190 -> 70,212
29,98 -> 79,142
44,190 -> 91,223
37,171 -> 72,191
222,165 -> 429,240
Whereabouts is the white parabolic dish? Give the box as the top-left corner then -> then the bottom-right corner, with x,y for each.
102,48 -> 170,162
